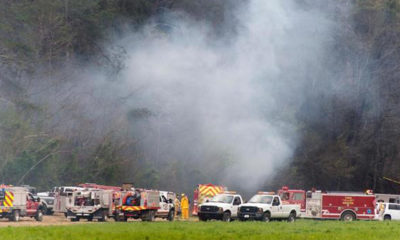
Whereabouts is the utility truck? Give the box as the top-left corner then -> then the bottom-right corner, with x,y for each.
65,189 -> 113,222
238,192 -> 300,222
197,192 -> 243,222
115,189 -> 160,222
0,186 -> 44,222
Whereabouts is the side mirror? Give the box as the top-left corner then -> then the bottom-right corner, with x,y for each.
36,197 -> 41,202
169,199 -> 173,204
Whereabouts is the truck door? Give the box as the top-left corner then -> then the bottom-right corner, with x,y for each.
231,196 -> 242,217
271,197 -> 282,218
26,193 -> 37,214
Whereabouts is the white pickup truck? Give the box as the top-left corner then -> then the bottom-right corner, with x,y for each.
238,193 -> 300,222
198,192 -> 243,222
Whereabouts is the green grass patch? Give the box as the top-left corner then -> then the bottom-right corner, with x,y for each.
0,220 -> 399,240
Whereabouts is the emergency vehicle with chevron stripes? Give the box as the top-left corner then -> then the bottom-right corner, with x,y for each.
115,187 -> 160,222
192,183 -> 226,216
0,186 -> 44,222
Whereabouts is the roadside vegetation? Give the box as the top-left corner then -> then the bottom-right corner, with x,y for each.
0,220 -> 399,240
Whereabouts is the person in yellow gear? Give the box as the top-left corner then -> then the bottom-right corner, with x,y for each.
180,193 -> 189,220
174,196 -> 181,218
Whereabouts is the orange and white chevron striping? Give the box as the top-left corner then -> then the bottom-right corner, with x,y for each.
198,184 -> 224,197
3,191 -> 14,207
121,206 -> 146,211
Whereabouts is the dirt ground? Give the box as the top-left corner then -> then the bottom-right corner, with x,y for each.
0,213 -> 96,227
0,213 -> 195,227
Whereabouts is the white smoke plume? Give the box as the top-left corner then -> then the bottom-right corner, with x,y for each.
113,0 -> 334,191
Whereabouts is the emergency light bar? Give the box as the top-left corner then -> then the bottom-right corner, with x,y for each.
223,191 -> 237,194
257,191 -> 275,195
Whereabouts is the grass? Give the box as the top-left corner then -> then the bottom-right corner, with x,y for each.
0,220 -> 399,240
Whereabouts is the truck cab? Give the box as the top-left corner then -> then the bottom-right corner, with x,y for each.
238,193 -> 300,222
198,192 -> 243,222
156,191 -> 175,221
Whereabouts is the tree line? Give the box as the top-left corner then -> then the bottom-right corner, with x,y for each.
1,0 -> 400,195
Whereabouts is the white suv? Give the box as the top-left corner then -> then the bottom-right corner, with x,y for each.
379,203 -> 400,221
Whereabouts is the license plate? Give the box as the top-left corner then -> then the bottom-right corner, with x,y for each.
244,215 -> 249,218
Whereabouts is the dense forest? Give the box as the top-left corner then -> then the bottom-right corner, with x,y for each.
1,0 -> 400,196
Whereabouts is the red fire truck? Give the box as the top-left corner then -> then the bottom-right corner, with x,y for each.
277,187 -> 376,221
192,183 -> 226,216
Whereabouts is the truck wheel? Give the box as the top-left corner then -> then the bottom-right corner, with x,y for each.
261,212 -> 271,222
70,217 -> 80,222
142,211 -> 155,222
41,204 -> 48,215
341,211 -> 356,222
167,210 -> 174,221
35,211 -> 43,222
384,215 -> 391,221
88,216 -> 93,222
222,211 -> 231,222
287,212 -> 296,222
199,215 -> 208,221
116,215 -> 127,222
99,210 -> 108,222
11,210 -> 20,222
149,211 -> 155,222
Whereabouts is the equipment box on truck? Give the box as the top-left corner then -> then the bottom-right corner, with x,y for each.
115,189 -> 160,222
238,192 -> 300,222
0,187 -> 44,222
305,191 -> 375,221
65,189 -> 113,222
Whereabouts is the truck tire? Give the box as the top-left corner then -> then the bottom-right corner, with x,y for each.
115,215 -> 128,222
199,215 -> 208,221
261,212 -> 271,222
35,211 -> 43,222
341,211 -> 356,222
70,217 -> 80,222
41,204 -> 48,215
11,210 -> 20,222
98,210 -> 108,222
384,215 -> 391,221
142,210 -> 155,222
287,211 -> 296,222
167,210 -> 174,221
222,211 -> 231,222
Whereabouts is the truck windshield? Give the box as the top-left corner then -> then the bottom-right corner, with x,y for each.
248,195 -> 273,204
210,195 -> 233,203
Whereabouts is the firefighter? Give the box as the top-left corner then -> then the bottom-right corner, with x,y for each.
180,193 -> 189,220
174,196 -> 181,218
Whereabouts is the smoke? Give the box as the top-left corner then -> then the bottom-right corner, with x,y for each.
113,0 -> 335,191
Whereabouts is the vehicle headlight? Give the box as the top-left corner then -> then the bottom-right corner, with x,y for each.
257,208 -> 263,213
